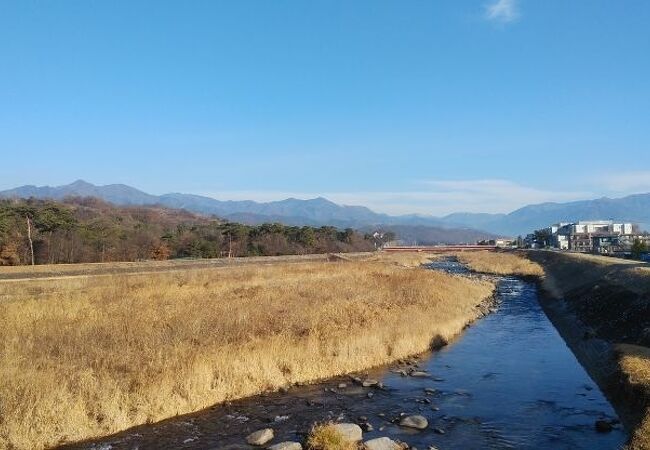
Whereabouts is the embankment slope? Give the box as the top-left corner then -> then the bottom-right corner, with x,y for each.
526,251 -> 650,449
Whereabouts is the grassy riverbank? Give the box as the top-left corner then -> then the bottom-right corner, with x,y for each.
0,253 -> 494,449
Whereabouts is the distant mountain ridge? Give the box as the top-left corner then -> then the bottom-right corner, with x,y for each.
0,180 -> 458,232
440,194 -> 650,235
2,180 -> 649,236
1,180 -> 160,205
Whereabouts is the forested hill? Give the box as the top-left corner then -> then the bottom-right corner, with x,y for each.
0,197 -> 375,266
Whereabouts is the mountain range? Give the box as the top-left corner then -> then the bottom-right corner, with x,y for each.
1,180 -> 649,238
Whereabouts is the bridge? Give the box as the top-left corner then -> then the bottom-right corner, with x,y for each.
382,245 -> 497,253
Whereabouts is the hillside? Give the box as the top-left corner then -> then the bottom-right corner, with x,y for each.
0,181 -> 492,241
0,198 -> 373,266
368,224 -> 497,245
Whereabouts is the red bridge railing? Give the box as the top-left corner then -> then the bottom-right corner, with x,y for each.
382,245 -> 497,253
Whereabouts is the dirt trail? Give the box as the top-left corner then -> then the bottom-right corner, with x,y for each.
0,252 -> 374,282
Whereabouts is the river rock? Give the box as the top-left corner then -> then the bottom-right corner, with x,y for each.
399,415 -> 428,430
364,437 -> 402,450
338,383 -> 347,389
267,442 -> 302,450
363,379 -> 379,387
410,371 -> 430,378
246,428 -> 274,446
331,423 -> 363,442
359,421 -> 374,432
595,420 -> 613,433
217,445 -> 254,450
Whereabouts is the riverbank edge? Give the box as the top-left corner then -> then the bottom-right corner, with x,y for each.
524,250 -> 650,448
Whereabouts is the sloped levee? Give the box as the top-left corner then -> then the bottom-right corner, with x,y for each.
526,250 -> 650,449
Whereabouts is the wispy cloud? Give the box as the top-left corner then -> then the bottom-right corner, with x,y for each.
592,171 -> 650,193
485,0 -> 520,24
202,179 -> 593,217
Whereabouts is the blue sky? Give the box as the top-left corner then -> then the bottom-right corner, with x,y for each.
1,0 -> 649,216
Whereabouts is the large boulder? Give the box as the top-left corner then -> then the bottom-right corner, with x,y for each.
267,442 -> 302,450
246,428 -> 274,446
364,437 -> 402,450
399,415 -> 428,430
331,423 -> 363,442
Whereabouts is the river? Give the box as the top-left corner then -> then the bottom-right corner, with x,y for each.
71,259 -> 627,450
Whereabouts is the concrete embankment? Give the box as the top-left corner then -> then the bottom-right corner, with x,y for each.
526,251 -> 650,448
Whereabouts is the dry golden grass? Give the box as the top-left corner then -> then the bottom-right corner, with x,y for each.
559,252 -> 642,266
0,253 -> 493,449
617,344 -> 650,450
306,423 -> 357,450
456,251 -> 544,277
526,250 -> 650,299
0,252 -> 373,280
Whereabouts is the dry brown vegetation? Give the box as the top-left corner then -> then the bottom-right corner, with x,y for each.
306,423 -> 356,450
616,345 -> 650,450
527,250 -> 650,300
0,253 -> 494,449
455,250 -> 545,277
0,198 -> 374,266
556,251 -> 644,266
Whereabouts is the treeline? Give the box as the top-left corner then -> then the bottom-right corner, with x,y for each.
0,197 -> 375,265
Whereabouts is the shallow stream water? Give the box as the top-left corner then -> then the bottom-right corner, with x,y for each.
70,259 -> 627,450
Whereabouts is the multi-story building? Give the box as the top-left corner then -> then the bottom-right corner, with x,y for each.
545,220 -> 637,254
569,220 -> 634,235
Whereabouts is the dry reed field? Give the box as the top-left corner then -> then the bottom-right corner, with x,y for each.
0,253 -> 494,449
455,250 -> 545,277
616,345 -> 650,450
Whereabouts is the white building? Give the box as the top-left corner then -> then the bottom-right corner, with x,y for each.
546,220 -> 635,253
569,220 -> 633,235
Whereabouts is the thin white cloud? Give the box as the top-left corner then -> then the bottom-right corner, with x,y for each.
485,0 -> 520,24
595,171 -> 650,193
202,179 -> 593,217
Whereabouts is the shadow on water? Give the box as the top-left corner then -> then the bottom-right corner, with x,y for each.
66,258 -> 628,450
